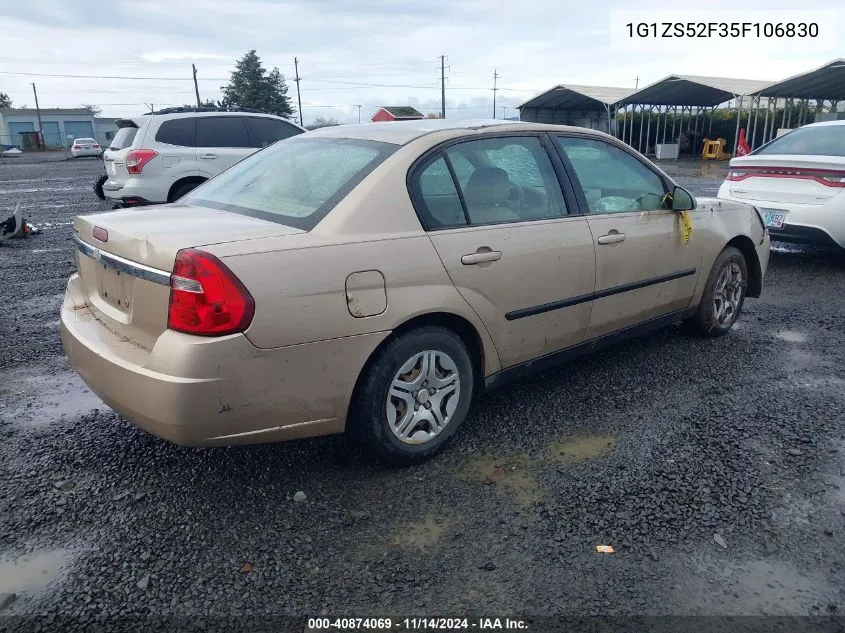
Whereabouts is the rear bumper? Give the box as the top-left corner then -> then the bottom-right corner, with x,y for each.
103,178 -> 167,205
112,197 -> 155,208
60,273 -> 387,446
717,184 -> 845,249
767,223 -> 844,249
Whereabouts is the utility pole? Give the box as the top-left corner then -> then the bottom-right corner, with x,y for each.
357,105 -> 362,123
192,64 -> 201,107
294,57 -> 303,127
31,83 -> 43,149
492,70 -> 499,119
440,55 -> 446,119
635,76 -> 639,89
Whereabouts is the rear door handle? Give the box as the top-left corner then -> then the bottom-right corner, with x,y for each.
200,153 -> 218,160
597,233 -> 626,245
461,250 -> 502,265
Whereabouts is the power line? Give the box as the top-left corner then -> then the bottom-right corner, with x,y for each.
0,70 -> 228,81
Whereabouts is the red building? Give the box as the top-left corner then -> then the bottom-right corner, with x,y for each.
371,106 -> 425,123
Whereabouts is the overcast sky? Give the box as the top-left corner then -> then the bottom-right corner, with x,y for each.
0,0 -> 842,125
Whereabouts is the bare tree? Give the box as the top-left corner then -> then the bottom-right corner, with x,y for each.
81,104 -> 102,115
307,115 -> 341,130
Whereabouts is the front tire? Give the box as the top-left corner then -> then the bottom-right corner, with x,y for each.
686,246 -> 748,337
349,326 -> 475,466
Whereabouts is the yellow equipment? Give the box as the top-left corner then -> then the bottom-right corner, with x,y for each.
701,138 -> 731,160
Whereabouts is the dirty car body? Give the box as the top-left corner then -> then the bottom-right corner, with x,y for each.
61,120 -> 770,464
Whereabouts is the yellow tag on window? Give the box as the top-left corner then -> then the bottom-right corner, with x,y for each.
680,210 -> 693,245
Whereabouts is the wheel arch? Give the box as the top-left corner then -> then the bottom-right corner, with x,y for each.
350,311 -> 490,412
167,176 -> 207,202
726,235 -> 762,297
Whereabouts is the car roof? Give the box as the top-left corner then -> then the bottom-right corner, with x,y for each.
802,119 -> 845,128
303,118 -> 614,145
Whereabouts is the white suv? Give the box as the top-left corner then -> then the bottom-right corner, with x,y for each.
101,107 -> 305,207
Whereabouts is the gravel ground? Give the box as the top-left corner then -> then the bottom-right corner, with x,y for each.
1,157 -> 844,629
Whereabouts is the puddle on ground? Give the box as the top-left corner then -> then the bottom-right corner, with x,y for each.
672,556 -> 830,615
774,330 -> 807,343
0,368 -> 104,427
391,515 -> 449,550
458,454 -> 543,506
0,548 -> 72,596
551,435 -> 616,464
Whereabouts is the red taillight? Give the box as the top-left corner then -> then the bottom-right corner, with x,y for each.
72,145 -> 80,150
167,249 -> 255,337
125,149 -> 158,174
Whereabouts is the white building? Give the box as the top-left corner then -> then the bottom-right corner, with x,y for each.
0,108 -> 118,149
94,117 -> 120,147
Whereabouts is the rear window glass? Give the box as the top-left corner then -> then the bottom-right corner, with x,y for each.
755,125 -> 845,157
246,117 -> 302,148
185,137 -> 398,231
155,119 -> 196,147
110,126 -> 138,150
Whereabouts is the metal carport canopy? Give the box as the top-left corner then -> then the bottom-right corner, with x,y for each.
621,75 -> 774,106
756,58 -> 845,99
518,84 -> 635,111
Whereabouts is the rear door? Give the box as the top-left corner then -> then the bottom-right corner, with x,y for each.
412,134 -> 596,368
195,116 -> 255,176
553,134 -> 700,340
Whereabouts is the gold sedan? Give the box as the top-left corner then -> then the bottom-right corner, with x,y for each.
61,120 -> 770,465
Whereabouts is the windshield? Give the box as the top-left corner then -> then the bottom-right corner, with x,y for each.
754,125 -> 845,157
185,136 -> 397,230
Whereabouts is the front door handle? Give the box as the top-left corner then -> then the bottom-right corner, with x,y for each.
200,153 -> 219,160
597,233 -> 626,245
461,250 -> 502,265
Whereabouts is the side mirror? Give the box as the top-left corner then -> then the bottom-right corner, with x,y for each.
671,186 -> 696,211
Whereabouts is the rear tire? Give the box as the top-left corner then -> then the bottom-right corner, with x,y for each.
349,326 -> 475,466
93,174 -> 107,200
169,181 -> 202,202
686,246 -> 748,337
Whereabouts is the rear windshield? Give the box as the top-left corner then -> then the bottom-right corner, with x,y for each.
109,126 -> 138,150
75,138 -> 96,143
185,136 -> 398,230
754,125 -> 845,157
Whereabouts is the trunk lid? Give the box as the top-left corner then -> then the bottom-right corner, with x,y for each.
726,154 -> 845,205
73,204 -> 303,348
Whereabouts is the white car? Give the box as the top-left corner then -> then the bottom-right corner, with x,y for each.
102,107 -> 305,207
70,138 -> 102,158
717,120 -> 845,251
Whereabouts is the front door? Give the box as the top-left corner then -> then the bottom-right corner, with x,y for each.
553,135 -> 701,340
411,134 -> 596,368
